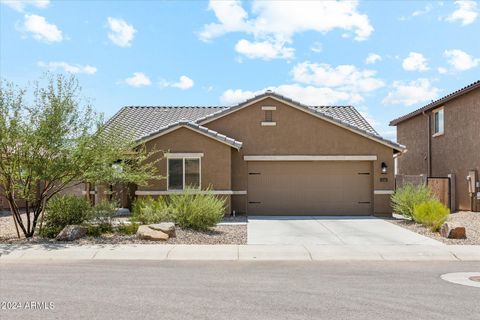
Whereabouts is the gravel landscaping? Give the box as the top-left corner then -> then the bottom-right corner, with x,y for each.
388,211 -> 480,245
0,211 -> 247,245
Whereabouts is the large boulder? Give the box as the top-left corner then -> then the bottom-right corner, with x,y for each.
440,223 -> 466,239
148,222 -> 176,237
136,225 -> 169,241
56,225 -> 87,241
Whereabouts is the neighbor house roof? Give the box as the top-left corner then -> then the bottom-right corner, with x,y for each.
105,91 -> 404,152
390,80 -> 480,126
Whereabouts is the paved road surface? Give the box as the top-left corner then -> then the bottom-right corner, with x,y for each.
1,261 -> 479,320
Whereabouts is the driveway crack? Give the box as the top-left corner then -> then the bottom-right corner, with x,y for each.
315,219 -> 347,245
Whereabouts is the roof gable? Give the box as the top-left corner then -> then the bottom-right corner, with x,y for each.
136,120 -> 243,150
198,92 -> 403,152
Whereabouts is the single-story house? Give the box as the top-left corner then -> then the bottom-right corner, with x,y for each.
390,80 -> 480,212
105,91 -> 404,216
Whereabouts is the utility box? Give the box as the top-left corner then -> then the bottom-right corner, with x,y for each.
467,170 -> 479,212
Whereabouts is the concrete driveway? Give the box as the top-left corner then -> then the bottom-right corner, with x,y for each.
247,216 -> 443,245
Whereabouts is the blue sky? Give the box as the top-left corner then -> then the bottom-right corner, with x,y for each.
1,0 -> 479,140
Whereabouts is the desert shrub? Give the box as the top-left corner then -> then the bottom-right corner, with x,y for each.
86,223 -> 113,237
413,200 -> 450,231
170,189 -> 225,231
117,222 -> 140,235
391,184 -> 434,218
130,196 -> 172,224
40,195 -> 92,238
91,200 -> 118,225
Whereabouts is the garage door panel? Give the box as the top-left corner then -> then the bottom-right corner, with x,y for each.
247,161 -> 372,215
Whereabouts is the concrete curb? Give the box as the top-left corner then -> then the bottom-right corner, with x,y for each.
1,244 -> 479,262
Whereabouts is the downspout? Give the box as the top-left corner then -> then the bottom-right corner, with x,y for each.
424,111 -> 432,177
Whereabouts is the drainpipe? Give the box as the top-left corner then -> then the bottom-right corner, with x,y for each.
424,111 -> 432,177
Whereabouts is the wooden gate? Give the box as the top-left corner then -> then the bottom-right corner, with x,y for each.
427,177 -> 451,210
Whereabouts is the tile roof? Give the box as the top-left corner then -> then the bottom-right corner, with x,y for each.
105,105 -> 227,142
105,91 -> 403,151
390,80 -> 480,126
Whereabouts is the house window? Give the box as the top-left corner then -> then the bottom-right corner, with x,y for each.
433,108 -> 444,135
168,157 -> 201,190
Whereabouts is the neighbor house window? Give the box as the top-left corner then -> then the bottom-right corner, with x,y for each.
433,108 -> 444,135
168,157 -> 201,190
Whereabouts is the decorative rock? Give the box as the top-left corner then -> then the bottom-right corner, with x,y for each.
136,225 -> 169,241
440,223 -> 466,239
148,222 -> 176,237
56,225 -> 87,241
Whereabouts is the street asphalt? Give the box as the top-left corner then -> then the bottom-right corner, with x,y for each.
1,260 -> 479,320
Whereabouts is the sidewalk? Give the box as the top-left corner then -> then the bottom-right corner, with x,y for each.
1,244 -> 479,261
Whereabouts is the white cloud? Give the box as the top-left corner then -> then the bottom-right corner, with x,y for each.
310,42 -> 323,53
220,84 -> 359,106
412,4 -> 433,17
402,52 -> 429,71
22,14 -> 63,43
1,0 -> 49,12
365,53 -> 381,64
437,67 -> 448,74
125,72 -> 151,87
234,39 -> 294,60
382,78 -> 440,106
200,0 -> 373,59
160,75 -> 194,90
107,17 -> 136,47
444,49 -> 479,71
446,0 -> 478,25
37,61 -> 97,74
172,75 -> 194,90
292,62 -> 385,93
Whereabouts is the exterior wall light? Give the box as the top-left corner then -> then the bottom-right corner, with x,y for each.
381,162 -> 388,174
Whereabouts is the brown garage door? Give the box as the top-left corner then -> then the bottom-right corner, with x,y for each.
247,161 -> 372,215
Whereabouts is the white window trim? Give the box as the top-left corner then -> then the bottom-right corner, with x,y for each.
261,121 -> 277,126
165,152 -> 204,158
432,107 -> 444,136
261,106 -> 277,111
167,157 -> 201,191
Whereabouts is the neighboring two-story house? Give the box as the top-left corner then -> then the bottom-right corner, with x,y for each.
390,81 -> 480,212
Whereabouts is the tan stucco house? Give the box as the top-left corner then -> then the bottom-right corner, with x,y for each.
390,80 -> 480,212
106,91 -> 404,216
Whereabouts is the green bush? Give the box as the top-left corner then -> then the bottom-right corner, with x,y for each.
391,184 -> 434,218
91,200 -> 118,225
117,222 -> 140,235
413,199 -> 450,231
40,195 -> 92,238
130,196 -> 172,224
170,189 -> 225,231
86,223 -> 113,237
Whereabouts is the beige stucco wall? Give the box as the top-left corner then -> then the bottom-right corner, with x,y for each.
139,127 -> 233,191
205,97 -> 396,215
396,88 -> 480,210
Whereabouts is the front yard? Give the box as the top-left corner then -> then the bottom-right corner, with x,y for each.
0,211 -> 247,245
389,211 -> 480,245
